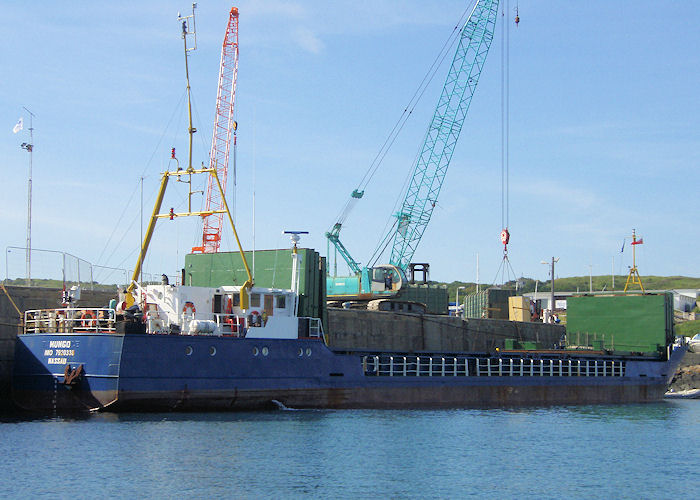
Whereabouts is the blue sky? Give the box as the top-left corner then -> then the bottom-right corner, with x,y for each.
2,1 -> 699,286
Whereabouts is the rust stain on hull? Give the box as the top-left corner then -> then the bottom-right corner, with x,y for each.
103,383 -> 668,412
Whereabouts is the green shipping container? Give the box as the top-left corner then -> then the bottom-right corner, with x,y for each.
396,283 -> 448,315
566,293 -> 673,356
463,288 -> 515,319
184,249 -> 327,328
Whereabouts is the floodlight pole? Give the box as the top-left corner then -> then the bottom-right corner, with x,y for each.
21,107 -> 36,286
541,257 -> 559,317
456,286 -> 466,318
550,257 -> 558,314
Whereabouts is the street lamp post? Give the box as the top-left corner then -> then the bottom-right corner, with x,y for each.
541,257 -> 559,319
456,286 -> 466,318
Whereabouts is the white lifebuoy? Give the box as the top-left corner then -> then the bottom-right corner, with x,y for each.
183,301 -> 196,316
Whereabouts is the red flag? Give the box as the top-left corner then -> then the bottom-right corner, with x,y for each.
631,238 -> 644,245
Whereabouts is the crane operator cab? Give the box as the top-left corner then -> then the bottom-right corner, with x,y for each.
369,264 -> 404,293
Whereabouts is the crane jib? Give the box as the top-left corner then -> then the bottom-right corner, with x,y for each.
326,0 -> 499,298
389,0 -> 499,271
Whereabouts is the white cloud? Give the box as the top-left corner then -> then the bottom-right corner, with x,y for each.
293,27 -> 324,54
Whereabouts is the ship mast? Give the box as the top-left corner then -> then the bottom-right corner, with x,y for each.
124,4 -> 253,310
179,4 -> 197,171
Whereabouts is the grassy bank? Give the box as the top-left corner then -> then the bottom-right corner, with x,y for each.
445,276 -> 700,302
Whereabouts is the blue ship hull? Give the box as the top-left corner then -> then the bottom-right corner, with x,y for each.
12,333 -> 686,412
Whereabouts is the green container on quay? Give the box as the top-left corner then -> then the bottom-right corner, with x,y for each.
565,293 -> 673,356
396,283 -> 448,315
463,288 -> 515,319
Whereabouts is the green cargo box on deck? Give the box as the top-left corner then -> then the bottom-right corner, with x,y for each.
184,249 -> 327,329
565,293 -> 673,356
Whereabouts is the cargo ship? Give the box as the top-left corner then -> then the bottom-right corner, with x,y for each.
12,281 -> 687,412
10,4 -> 687,412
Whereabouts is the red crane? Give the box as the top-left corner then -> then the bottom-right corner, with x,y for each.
192,7 -> 239,253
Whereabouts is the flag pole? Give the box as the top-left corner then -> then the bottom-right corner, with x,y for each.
20,107 -> 36,286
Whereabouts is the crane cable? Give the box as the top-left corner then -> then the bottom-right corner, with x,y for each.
501,0 -> 510,233
494,0 -> 519,286
329,1 -> 478,230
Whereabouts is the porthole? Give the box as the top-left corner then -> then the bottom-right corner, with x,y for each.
185,346 -> 193,356
253,347 -> 259,356
306,348 -> 312,357
262,347 -> 269,356
298,348 -> 304,357
209,346 -> 216,356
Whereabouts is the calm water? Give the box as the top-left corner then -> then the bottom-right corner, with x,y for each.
2,402 -> 699,499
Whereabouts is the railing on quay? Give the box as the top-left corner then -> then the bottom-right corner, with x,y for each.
5,246 -> 179,290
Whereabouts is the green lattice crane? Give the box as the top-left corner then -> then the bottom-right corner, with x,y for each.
327,0 -> 499,299
389,0 -> 499,271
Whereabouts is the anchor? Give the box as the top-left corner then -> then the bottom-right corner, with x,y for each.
63,364 -> 84,386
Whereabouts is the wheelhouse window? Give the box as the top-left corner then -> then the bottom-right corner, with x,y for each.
276,295 -> 286,309
250,293 -> 261,307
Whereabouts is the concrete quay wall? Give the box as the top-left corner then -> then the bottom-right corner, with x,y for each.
327,308 -> 565,352
0,286 -> 115,410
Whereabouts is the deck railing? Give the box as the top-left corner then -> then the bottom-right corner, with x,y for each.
24,308 -> 117,334
213,313 -> 248,336
362,354 -> 626,378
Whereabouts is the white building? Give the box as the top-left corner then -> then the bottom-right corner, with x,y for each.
523,289 -> 698,314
